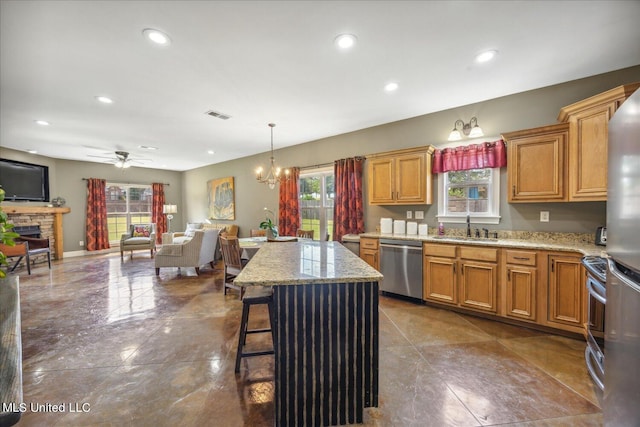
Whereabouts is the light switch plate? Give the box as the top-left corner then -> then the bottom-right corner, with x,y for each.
540,211 -> 549,222
406,210 -> 412,219
415,211 -> 424,219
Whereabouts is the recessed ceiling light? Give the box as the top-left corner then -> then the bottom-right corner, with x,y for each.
207,150 -> 215,155
95,96 -> 113,104
27,149 -> 38,154
142,28 -> 171,46
334,34 -> 357,50
475,50 -> 498,63
34,120 -> 50,126
384,82 -> 399,92
138,145 -> 158,150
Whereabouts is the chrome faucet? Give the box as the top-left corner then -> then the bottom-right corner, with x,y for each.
466,215 -> 471,237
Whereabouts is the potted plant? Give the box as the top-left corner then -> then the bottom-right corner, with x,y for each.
259,208 -> 278,239
0,187 -> 19,278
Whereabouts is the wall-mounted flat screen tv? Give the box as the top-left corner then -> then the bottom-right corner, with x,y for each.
0,158 -> 50,202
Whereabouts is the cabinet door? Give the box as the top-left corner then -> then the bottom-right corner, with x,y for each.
507,128 -> 568,202
460,261 -> 497,313
424,257 -> 457,305
567,102 -> 616,201
368,157 -> 395,204
506,266 -> 537,321
548,255 -> 583,326
395,153 -> 425,204
360,248 -> 379,271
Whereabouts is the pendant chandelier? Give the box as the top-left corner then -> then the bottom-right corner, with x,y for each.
255,123 -> 289,189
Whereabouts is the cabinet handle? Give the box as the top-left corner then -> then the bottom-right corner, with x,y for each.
513,256 -> 530,261
551,260 -> 555,273
508,269 -> 511,281
453,263 -> 456,274
512,185 -> 516,197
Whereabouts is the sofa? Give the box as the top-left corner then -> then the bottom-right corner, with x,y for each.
154,229 -> 219,276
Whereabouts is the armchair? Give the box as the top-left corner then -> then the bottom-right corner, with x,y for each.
120,223 -> 156,260
155,229 -> 219,276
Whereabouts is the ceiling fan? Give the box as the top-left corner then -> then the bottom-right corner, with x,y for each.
87,151 -> 150,168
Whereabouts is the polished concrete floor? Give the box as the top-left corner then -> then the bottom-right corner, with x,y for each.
13,252 -> 603,426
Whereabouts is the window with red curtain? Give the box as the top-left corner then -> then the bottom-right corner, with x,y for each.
151,183 -> 166,244
333,157 -> 365,243
85,178 -> 110,251
278,167 -> 300,237
432,140 -> 506,173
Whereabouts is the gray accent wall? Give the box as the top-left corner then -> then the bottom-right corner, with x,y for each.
184,66 -> 639,237
1,65 -> 639,253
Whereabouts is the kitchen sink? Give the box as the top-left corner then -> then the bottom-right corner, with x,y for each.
431,236 -> 499,242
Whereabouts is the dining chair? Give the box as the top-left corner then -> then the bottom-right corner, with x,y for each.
250,229 -> 266,237
296,229 -> 314,239
220,235 -> 246,299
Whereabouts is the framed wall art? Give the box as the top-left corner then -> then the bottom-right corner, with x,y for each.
208,176 -> 235,220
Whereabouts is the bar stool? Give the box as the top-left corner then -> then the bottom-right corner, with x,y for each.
235,286 -> 275,373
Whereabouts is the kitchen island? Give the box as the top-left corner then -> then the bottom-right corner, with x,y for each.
234,240 -> 383,427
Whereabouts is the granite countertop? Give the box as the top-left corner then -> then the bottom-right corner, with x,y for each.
360,232 -> 606,257
234,241 -> 383,287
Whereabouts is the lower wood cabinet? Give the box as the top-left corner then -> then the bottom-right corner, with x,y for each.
503,250 -> 537,321
423,243 -> 498,314
359,237 -> 379,270
547,253 -> 584,328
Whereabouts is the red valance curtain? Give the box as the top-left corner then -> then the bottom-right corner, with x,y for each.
333,157 -> 365,243
432,140 -> 507,173
85,178 -> 110,251
151,183 -> 166,244
278,167 -> 300,237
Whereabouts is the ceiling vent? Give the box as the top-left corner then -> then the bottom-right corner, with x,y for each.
205,110 -> 232,120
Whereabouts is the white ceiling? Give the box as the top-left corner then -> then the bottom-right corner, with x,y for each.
1,0 -> 640,171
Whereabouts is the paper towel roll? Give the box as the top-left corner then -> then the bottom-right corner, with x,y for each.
406,221 -> 418,235
380,218 -> 393,234
418,224 -> 429,236
393,220 -> 406,235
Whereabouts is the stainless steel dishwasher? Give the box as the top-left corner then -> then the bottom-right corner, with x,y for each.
379,238 -> 423,299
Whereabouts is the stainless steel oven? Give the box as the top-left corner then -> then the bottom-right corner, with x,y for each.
582,255 -> 607,391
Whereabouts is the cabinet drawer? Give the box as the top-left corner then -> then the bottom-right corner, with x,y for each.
459,246 -> 498,262
423,244 -> 456,258
360,237 -> 379,250
505,250 -> 537,266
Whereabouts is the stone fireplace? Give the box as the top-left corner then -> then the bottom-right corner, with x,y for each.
4,206 -> 71,260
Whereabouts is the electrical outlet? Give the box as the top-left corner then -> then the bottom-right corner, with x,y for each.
406,211 -> 412,219
415,211 -> 424,220
540,211 -> 549,222
79,240 -> 84,247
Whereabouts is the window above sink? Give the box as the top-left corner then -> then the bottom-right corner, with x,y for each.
437,167 -> 501,225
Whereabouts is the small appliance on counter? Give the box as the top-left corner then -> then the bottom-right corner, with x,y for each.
595,226 -> 607,246
380,218 -> 393,234
393,220 -> 406,235
406,221 -> 418,235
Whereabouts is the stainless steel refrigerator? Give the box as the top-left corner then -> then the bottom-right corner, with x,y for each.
605,88 -> 640,426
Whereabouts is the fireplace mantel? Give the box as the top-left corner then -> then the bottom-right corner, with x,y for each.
5,206 -> 71,260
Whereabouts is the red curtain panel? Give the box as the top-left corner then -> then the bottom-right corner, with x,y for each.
333,157 -> 365,243
152,183 -> 166,244
432,139 -> 507,173
85,178 -> 110,251
278,167 -> 300,237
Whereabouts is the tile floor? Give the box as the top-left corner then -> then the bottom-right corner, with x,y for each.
12,253 -> 603,426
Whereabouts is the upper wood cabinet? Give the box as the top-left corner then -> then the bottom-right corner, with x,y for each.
558,82 -> 640,201
368,146 -> 434,205
502,123 -> 569,203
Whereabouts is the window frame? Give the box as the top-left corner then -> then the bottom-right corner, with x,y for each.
298,166 -> 334,241
436,167 -> 501,225
105,182 -> 153,244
